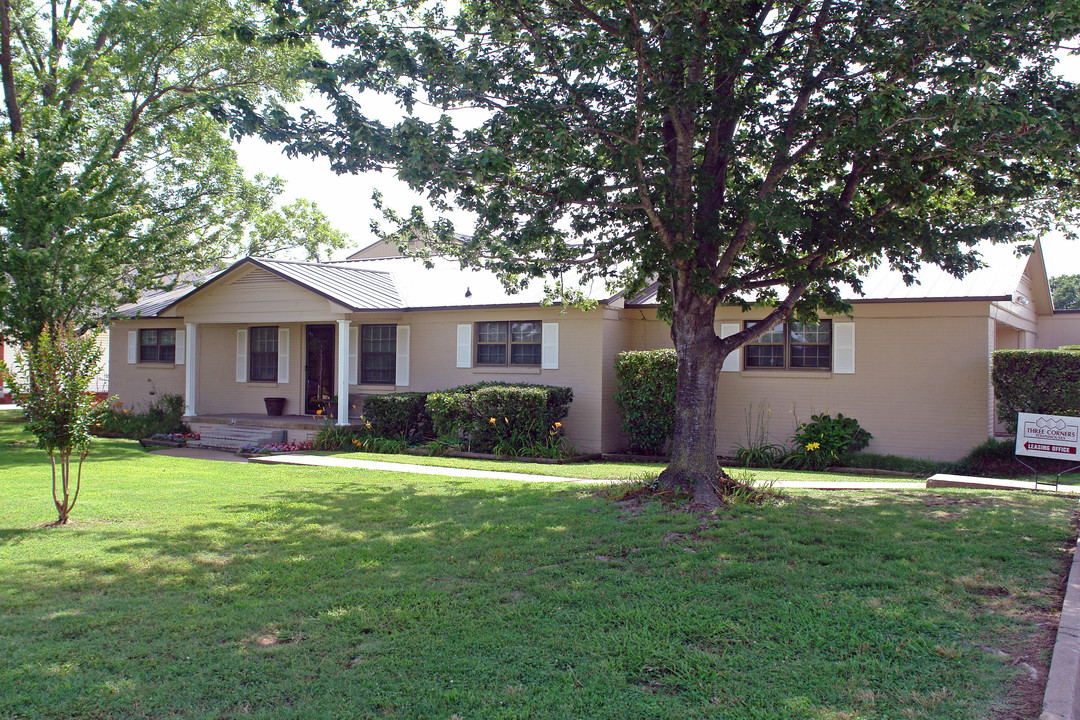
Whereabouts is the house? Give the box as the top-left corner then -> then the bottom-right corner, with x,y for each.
109,239 -> 1080,460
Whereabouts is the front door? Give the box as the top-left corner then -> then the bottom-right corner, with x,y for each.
305,325 -> 336,415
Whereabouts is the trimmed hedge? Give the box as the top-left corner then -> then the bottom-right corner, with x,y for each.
362,392 -> 432,441
613,350 -> 677,455
992,350 -> 1080,434
425,382 -> 573,454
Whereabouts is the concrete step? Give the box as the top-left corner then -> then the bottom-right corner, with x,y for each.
187,425 -> 287,452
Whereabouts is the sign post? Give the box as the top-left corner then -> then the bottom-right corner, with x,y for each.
1015,412 -> 1080,487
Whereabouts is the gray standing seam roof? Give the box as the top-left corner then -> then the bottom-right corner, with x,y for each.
253,258 -> 402,311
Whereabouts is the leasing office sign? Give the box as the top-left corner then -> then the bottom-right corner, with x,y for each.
1016,413 -> 1080,461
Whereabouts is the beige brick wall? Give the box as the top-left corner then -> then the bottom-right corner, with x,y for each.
108,321 -> 187,410
631,302 -> 998,461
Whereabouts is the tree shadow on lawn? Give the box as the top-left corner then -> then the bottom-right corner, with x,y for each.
0,437 -> 146,471
0,484 -> 1074,720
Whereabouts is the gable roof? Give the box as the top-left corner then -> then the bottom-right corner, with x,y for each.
137,255 -> 616,318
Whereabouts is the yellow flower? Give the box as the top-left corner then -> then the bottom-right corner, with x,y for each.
504,417 -> 509,424
316,408 -> 323,415
553,421 -> 562,429
806,442 -> 821,451
489,417 -> 496,425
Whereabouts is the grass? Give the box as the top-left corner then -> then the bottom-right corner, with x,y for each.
1,409 -> 1077,719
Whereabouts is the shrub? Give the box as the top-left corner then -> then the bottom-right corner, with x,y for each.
426,390 -> 472,439
97,393 -> 189,439
783,412 -> 871,471
992,350 -> 1080,434
423,382 -> 573,455
613,350 -> 677,455
362,392 -> 432,441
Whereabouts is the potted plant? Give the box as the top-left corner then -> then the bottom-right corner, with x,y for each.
264,397 -> 286,416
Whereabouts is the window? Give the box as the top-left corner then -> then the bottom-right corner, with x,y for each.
139,328 -> 175,364
476,321 -> 542,365
744,320 -> 832,370
249,326 -> 278,382
361,325 -> 396,384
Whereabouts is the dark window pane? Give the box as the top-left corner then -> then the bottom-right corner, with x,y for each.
361,325 -> 396,384
139,328 -> 176,364
791,345 -> 831,368
250,327 -> 278,381
745,345 -> 785,367
510,343 -> 541,365
476,344 -> 507,365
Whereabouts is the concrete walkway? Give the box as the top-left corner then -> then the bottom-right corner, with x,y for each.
246,453 -> 928,489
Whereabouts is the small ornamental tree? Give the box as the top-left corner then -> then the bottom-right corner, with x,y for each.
0,326 -> 106,525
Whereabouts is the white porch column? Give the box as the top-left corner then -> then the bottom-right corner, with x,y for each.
184,322 -> 197,416
337,319 -> 350,426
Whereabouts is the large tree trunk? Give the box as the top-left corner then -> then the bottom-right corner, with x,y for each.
657,288 -> 726,507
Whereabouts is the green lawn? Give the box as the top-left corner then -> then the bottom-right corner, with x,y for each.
1,411 -> 1076,719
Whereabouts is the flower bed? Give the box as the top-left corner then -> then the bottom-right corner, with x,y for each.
139,432 -> 200,448
239,440 -> 314,456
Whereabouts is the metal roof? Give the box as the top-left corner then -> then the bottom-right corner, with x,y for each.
627,242 -> 1034,306
128,242 -> 1041,317
251,258 -> 402,310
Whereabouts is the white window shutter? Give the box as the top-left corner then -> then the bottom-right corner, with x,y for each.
277,328 -> 290,383
833,322 -> 855,374
127,331 -> 137,364
541,323 -> 559,369
456,324 -> 472,368
175,330 -> 186,365
720,322 -> 741,372
348,326 -> 359,384
236,329 -> 248,383
396,326 -> 411,386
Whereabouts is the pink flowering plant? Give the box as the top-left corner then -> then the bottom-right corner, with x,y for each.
240,440 -> 313,454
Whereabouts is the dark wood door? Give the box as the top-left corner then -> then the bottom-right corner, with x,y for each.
305,325 -> 336,415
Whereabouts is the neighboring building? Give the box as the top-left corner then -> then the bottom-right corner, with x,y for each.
110,240 -> 1080,461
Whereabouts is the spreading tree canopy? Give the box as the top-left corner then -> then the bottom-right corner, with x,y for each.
0,0 -> 348,346
250,0 -> 1080,504
1051,273 -> 1080,309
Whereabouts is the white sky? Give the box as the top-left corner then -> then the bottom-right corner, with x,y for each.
233,50 -> 1080,276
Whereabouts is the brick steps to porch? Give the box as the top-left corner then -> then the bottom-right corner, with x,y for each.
187,425 -> 287,453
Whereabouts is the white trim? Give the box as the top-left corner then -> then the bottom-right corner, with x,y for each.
277,328 -> 290,384
236,329 -> 248,383
184,323 -> 196,416
456,324 -> 472,368
348,326 -> 359,384
541,323 -> 559,369
127,331 -> 137,364
337,320 -> 350,426
396,326 -> 411,386
174,330 -> 186,366
833,322 -> 855,374
720,323 -> 740,372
